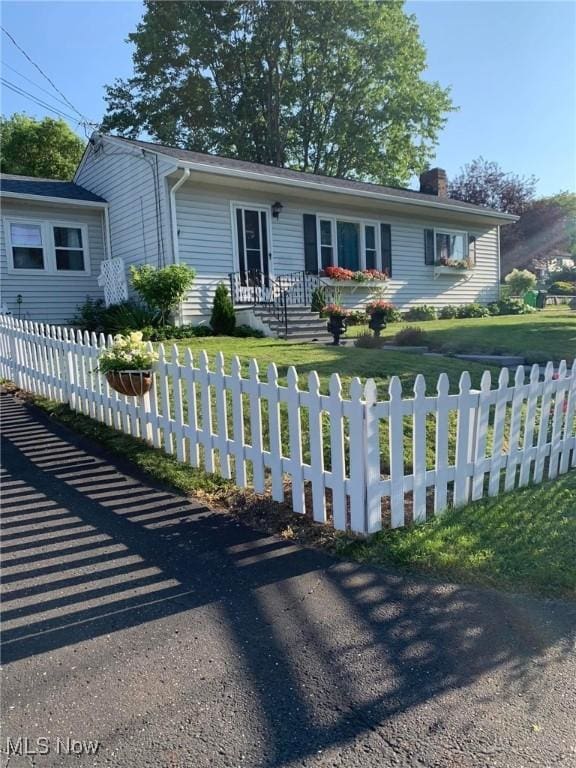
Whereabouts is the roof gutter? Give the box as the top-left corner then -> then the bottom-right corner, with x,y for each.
169,167 -> 190,265
164,160 -> 519,223
0,191 -> 108,208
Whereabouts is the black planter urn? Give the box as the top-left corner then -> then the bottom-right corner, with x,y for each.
327,315 -> 347,346
368,311 -> 387,337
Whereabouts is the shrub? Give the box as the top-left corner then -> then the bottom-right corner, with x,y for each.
548,281 -> 576,296
346,310 -> 368,326
495,297 -> 536,315
354,331 -> 386,349
524,350 -> 552,365
457,303 -> 490,318
130,264 -> 196,325
232,325 -> 265,338
394,327 -> 428,347
403,305 -> 437,321
438,304 -> 459,319
310,287 -> 327,314
142,324 -> 216,342
70,296 -> 107,331
71,298 -> 160,335
210,283 -> 236,335
487,302 -> 501,316
504,268 -> 537,296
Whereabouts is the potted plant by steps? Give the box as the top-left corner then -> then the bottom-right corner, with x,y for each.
99,332 -> 158,397
324,303 -> 349,346
366,299 -> 393,337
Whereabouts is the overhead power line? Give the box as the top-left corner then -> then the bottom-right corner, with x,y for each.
2,60 -> 75,110
1,78 -> 81,122
1,25 -> 87,122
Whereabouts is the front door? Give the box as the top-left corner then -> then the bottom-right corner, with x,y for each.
235,207 -> 271,298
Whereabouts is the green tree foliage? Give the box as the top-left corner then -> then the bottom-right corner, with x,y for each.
0,113 -> 85,179
103,0 -> 453,186
210,283 -> 236,335
130,264 -> 196,325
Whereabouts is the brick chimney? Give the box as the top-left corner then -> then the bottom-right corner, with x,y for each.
419,168 -> 448,197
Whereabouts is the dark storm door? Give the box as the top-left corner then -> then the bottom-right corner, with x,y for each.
235,207 -> 271,288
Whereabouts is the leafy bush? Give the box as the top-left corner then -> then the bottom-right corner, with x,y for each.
345,310 -> 368,326
548,281 -> 576,296
142,324 -> 215,342
494,297 -> 536,315
71,298 -> 159,335
504,268 -> 537,296
487,302 -> 501,316
438,304 -> 459,319
310,287 -> 327,314
524,350 -> 552,365
403,305 -> 437,321
354,331 -> 386,349
130,264 -> 196,325
210,283 -> 236,335
394,327 -> 428,346
70,296 -> 107,331
232,324 -> 265,338
457,303 -> 490,318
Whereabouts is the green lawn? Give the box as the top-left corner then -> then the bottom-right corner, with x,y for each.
170,336 -> 493,397
348,307 -> 576,364
337,470 -> 576,598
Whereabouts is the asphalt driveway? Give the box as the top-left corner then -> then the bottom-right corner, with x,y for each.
1,391 -> 575,768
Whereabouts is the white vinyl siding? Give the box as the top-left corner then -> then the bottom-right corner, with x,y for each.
173,180 -> 500,320
0,199 -> 106,324
74,142 -> 174,273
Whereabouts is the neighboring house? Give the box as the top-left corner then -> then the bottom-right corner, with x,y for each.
0,175 -> 108,323
1,134 -> 518,331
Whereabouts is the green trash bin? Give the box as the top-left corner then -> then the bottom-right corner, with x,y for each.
536,290 -> 548,309
524,289 -> 538,308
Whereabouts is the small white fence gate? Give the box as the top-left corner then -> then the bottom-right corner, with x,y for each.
0,315 -> 574,535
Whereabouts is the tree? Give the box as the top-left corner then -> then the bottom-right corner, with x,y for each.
449,157 -> 537,216
0,113 -> 85,179
504,268 -> 537,296
210,283 -> 236,335
103,0 -> 453,186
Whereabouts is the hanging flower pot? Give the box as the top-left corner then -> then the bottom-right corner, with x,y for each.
99,332 -> 158,398
105,370 -> 153,397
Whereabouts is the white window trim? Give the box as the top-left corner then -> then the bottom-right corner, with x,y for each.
433,227 -> 468,262
316,214 -> 382,272
4,217 -> 91,276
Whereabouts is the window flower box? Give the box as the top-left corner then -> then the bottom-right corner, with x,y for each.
433,265 -> 474,280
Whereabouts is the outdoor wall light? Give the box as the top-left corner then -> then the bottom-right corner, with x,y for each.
272,201 -> 283,219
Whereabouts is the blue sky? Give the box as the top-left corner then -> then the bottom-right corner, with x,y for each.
1,0 -> 575,196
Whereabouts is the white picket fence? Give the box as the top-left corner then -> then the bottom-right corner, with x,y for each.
1,315 -> 574,535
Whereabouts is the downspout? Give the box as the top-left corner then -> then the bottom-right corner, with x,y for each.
169,167 -> 190,325
169,168 -> 190,265
103,205 -> 112,259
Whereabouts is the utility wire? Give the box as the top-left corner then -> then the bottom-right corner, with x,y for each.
2,60 -> 74,110
1,26 -> 88,122
1,78 -> 81,122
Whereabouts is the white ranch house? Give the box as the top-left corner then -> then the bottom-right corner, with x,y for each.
0,134 -> 517,335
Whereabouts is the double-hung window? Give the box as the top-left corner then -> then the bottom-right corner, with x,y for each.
6,219 -> 89,275
435,230 -> 467,263
316,216 -> 383,272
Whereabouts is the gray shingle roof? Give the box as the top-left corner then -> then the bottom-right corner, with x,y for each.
0,174 -> 106,203
113,136 -> 505,216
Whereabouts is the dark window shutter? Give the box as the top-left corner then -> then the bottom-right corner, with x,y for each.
468,234 -> 476,265
424,229 -> 435,265
380,223 -> 392,277
303,214 -> 318,274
